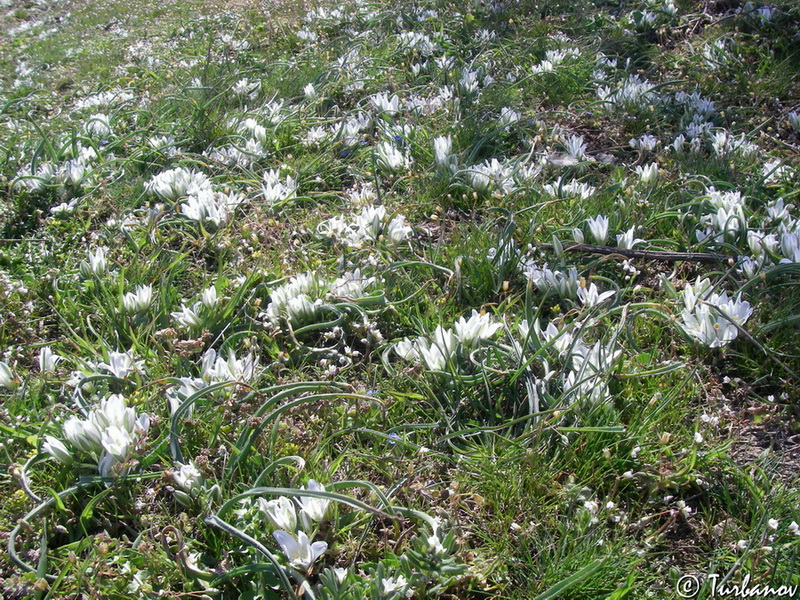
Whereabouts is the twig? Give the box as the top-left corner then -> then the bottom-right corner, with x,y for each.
539,243 -> 734,264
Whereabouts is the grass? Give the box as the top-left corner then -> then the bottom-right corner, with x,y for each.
1,0 -> 800,598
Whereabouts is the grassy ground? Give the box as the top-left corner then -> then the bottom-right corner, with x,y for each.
1,0 -> 799,598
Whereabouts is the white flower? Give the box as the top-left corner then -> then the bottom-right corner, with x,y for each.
768,518 -> 779,530
467,158 -> 516,195
149,135 -> 178,154
83,113 -> 112,138
101,425 -> 134,461
180,189 -> 243,228
232,78 -> 260,96
747,231 -> 778,260
15,162 -> 57,193
421,326 -> 458,371
42,436 -> 73,464
263,273 -> 321,325
201,286 -> 218,308
0,361 -> 19,391
525,263 -> 580,299
635,162 -> 658,184
699,206 -> 745,241
166,377 -> 206,416
542,177 -> 595,199
98,350 -> 143,379
498,106 -> 520,128
616,227 -> 644,249
586,215 -> 609,245
394,338 -> 419,361
737,257 -> 762,279
64,159 -> 88,187
273,530 -> 327,571
237,118 -> 268,144
682,277 -> 713,312
298,479 -> 330,524
382,575 -> 409,595
51,199 -> 79,215
453,310 -> 502,348
355,205 -> 386,241
564,135 -> 589,161
122,285 -> 153,314
91,394 -> 141,432
262,169 -> 298,205
201,348 -> 260,383
302,126 -> 329,147
259,496 -> 297,532
173,462 -> 204,493
55,394 -> 151,479
629,134 -> 658,151
172,303 -> 203,329
671,134 -> 686,154
375,142 -> 412,173
433,135 -> 457,172
571,340 -> 622,376
145,168 -> 211,202
63,416 -> 104,456
320,206 -> 412,247
80,247 -> 108,278
38,346 -> 63,373
98,453 -> 121,479
330,269 -> 375,299
371,92 -> 400,115
425,533 -> 446,555
285,295 -> 320,325
533,319 -> 576,357
680,285 -> 753,348
397,31 -> 437,55
386,215 -> 412,244
780,233 -> 800,263
414,340 -> 446,371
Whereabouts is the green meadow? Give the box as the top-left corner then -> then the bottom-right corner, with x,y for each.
1,0 -> 799,597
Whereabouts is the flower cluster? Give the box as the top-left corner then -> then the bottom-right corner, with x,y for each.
42,394 -> 150,479
261,168 -> 298,205
318,205 -> 412,247
171,285 -> 221,330
679,278 -> 753,347
259,480 -> 330,571
145,167 -> 211,203
395,310 -> 502,372
261,270 -> 378,328
180,189 -> 245,229
524,263 -> 580,299
516,318 -> 623,408
466,158 -> 517,195
200,347 -> 261,383
375,141 -> 413,173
